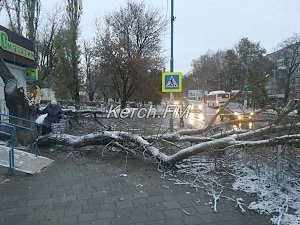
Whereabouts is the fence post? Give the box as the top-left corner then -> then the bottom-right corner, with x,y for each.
276,145 -> 284,183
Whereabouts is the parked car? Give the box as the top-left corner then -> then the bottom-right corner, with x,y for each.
220,102 -> 254,121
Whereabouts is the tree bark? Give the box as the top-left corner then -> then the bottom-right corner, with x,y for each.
37,132 -> 114,148
36,124 -> 300,166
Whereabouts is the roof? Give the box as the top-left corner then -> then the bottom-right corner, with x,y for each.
0,25 -> 36,68
208,91 -> 226,95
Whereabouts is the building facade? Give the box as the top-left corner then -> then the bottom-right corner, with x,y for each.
0,25 -> 37,115
266,47 -> 300,100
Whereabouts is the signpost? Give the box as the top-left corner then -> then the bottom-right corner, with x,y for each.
188,90 -> 204,98
168,0 -> 176,132
26,68 -> 38,81
162,71 -> 182,133
0,30 -> 35,60
162,72 -> 182,93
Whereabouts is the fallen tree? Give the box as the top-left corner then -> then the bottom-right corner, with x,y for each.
36,91 -> 300,165
37,121 -> 300,165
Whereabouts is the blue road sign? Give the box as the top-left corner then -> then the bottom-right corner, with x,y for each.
162,72 -> 182,92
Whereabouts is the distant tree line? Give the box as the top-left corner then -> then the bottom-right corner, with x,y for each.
5,1 -> 166,108
186,35 -> 300,105
1,0 -> 299,108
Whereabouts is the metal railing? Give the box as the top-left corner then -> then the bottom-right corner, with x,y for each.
0,113 -> 40,175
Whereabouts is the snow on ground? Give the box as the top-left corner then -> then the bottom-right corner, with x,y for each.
231,159 -> 300,225
167,150 -> 300,225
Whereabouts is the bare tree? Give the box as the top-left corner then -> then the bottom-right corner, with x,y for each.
23,0 -> 40,44
66,0 -> 82,105
96,1 -> 167,108
81,40 -> 99,101
191,55 -> 209,90
223,49 -> 244,90
37,8 -> 63,83
3,0 -> 40,44
0,1 -> 4,14
191,50 -> 229,92
3,0 -> 23,34
132,68 -> 163,105
95,73 -> 117,102
277,34 -> 300,103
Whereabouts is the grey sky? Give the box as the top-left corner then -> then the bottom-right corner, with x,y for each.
1,0 -> 300,74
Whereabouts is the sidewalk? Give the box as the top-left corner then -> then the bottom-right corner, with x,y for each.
0,149 -> 271,225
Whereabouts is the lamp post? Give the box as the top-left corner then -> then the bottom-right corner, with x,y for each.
170,0 -> 175,103
169,0 -> 175,132
170,0 -> 174,74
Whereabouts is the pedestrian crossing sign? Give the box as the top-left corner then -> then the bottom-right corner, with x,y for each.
162,72 -> 182,92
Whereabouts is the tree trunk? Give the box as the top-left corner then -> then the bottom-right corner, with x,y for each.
284,73 -> 292,103
121,99 -> 126,109
37,133 -> 114,148
36,129 -> 300,166
88,94 -> 94,102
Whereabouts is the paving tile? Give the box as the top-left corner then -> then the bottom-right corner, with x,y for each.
0,207 -> 17,217
147,220 -> 166,225
182,215 -> 203,225
71,199 -> 88,208
0,151 -> 271,225
38,219 -> 58,225
116,200 -> 133,209
56,215 -> 78,225
65,206 -> 82,216
163,201 -> 181,209
111,216 -> 131,225
52,201 -> 72,210
61,194 -> 77,202
91,219 -> 111,225
146,210 -> 167,221
3,214 -> 29,225
164,218 -> 186,225
147,202 -> 166,211
129,212 -> 149,223
78,212 -> 97,223
133,190 -> 149,198
46,210 -> 64,219
97,210 -> 114,219
163,209 -> 183,218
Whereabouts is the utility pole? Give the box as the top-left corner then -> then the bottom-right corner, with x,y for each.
169,0 -> 175,132
170,0 -> 175,103
170,0 -> 174,74
244,59 -> 249,108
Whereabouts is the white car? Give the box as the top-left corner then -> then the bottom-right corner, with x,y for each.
188,100 -> 203,112
220,102 -> 254,121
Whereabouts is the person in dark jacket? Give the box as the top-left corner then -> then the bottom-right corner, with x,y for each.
37,99 -> 63,135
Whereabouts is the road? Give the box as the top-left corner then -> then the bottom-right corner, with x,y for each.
184,105 -> 218,129
173,105 -> 255,131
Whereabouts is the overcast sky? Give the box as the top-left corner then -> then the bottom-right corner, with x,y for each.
1,0 -> 300,74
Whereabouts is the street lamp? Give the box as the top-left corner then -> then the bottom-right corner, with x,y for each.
169,0 -> 175,132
